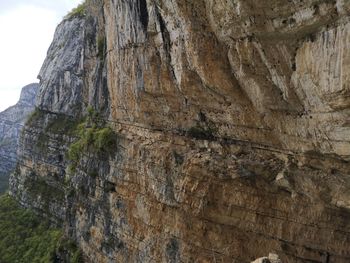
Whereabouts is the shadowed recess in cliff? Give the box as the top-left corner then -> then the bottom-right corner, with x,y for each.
155,5 -> 171,61
138,0 -> 148,31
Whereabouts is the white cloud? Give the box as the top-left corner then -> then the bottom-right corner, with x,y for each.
0,0 -> 82,111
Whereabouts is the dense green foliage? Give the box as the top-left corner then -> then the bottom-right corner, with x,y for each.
0,195 -> 61,262
0,195 -> 83,263
67,108 -> 118,173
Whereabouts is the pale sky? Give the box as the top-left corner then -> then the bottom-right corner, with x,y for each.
0,0 -> 83,111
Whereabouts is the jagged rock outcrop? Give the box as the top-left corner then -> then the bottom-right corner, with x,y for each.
9,1 -> 350,262
0,83 -> 38,191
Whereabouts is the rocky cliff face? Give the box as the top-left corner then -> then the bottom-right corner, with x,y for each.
0,83 -> 38,191
9,1 -> 350,262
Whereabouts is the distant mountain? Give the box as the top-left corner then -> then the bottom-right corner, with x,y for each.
0,83 -> 38,192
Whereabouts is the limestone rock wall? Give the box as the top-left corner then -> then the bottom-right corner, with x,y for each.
0,83 -> 38,177
10,1 -> 350,262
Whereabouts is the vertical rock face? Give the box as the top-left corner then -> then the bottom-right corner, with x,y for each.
10,1 -> 350,262
0,83 -> 38,191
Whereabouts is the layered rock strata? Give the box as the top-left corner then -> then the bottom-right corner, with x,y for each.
10,1 -> 350,262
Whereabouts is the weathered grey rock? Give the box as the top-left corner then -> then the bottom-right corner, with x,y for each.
10,1 -> 350,263
37,10 -> 109,117
36,18 -> 85,115
0,83 -> 38,176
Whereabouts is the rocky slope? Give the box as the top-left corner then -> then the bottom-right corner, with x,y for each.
0,83 -> 38,191
9,0 -> 350,262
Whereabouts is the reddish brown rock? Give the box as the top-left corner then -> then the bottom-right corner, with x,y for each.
10,1 -> 350,262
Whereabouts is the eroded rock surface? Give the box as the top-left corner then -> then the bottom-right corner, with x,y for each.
0,83 -> 38,191
10,1 -> 350,262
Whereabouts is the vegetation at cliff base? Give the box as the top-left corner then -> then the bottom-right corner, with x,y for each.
0,195 -> 83,263
0,195 -> 60,262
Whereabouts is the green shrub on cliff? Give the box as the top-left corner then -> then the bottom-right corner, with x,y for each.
65,1 -> 87,19
67,108 -> 118,173
94,127 -> 116,151
26,108 -> 44,126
